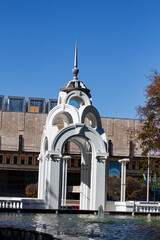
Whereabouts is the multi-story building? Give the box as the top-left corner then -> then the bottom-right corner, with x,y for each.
0,95 -> 159,199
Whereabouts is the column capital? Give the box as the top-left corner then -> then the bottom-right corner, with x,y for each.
118,158 -> 129,163
50,154 -> 62,162
45,151 -> 62,161
37,153 -> 43,162
63,155 -> 71,161
96,153 -> 108,163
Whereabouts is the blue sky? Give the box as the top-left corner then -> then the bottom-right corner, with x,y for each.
0,0 -> 160,119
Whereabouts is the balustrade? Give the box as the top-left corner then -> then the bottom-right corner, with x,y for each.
0,199 -> 23,209
134,203 -> 160,213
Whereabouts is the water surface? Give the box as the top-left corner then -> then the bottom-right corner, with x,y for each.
0,213 -> 160,239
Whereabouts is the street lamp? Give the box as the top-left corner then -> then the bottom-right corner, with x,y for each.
147,152 -> 150,202
153,174 -> 157,203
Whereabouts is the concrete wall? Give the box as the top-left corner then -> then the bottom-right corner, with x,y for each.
101,117 -> 142,157
0,111 -> 154,158
0,112 -> 47,152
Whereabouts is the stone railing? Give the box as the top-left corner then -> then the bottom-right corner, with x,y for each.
134,202 -> 160,213
0,197 -> 45,209
0,198 -> 23,209
106,201 -> 160,214
105,201 -> 134,212
0,201 -> 22,209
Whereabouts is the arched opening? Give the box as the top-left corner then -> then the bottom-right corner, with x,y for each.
41,123 -> 107,210
84,112 -> 98,128
69,100 -> 79,108
52,112 -> 73,130
57,115 -> 64,130
61,137 -> 92,210
69,96 -> 85,108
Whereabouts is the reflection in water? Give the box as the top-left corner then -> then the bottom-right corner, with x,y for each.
0,213 -> 160,239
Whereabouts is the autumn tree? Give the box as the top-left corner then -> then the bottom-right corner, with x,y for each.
126,176 -> 146,200
137,70 -> 160,156
25,182 -> 38,198
107,176 -> 146,201
107,177 -> 121,200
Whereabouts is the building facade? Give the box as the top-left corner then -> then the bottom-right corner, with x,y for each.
0,99 -> 148,196
0,94 -> 159,200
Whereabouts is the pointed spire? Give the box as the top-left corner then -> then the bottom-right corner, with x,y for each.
74,40 -> 78,68
60,41 -> 90,94
72,40 -> 79,80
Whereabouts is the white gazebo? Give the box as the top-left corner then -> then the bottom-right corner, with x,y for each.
38,43 -> 108,210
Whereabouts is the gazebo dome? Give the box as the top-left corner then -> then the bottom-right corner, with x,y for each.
60,79 -> 90,94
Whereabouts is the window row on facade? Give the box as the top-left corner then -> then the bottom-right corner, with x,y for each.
0,154 -> 39,166
0,95 -> 57,113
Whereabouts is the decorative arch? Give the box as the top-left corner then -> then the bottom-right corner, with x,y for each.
51,123 -> 107,158
80,105 -> 102,129
46,104 -> 80,126
59,97 -> 62,104
52,112 -> 73,127
39,132 -> 47,154
64,91 -> 91,107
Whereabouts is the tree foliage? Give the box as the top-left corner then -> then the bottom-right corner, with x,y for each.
107,176 -> 146,201
25,182 -> 38,198
137,70 -> 160,156
126,176 -> 146,200
107,177 -> 121,200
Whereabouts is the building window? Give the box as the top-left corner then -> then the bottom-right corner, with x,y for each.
6,155 -> 11,164
50,100 -> 57,110
71,159 -> 75,167
21,156 -> 25,165
78,159 -> 81,167
19,135 -> 23,152
13,156 -> 18,164
0,155 -> 3,164
0,96 -> 4,111
8,97 -> 24,112
126,162 -> 129,170
28,99 -> 45,113
28,156 -> 32,165
132,161 -> 136,170
108,140 -> 113,157
35,156 -> 39,165
46,99 -> 57,112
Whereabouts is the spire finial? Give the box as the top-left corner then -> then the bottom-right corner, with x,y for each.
74,40 -> 78,68
72,40 -> 79,80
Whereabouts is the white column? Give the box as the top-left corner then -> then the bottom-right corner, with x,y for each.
46,156 -> 62,209
61,160 -> 65,206
118,158 -> 129,202
64,159 -> 68,206
37,154 -> 43,199
62,156 -> 71,207
94,156 -> 107,210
